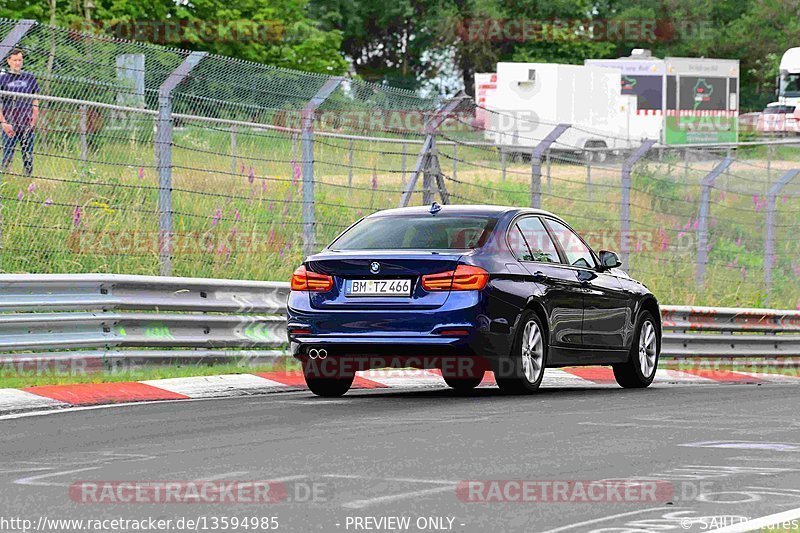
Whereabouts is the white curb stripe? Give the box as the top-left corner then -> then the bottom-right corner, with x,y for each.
357,369 -> 444,388
735,371 -> 800,383
542,369 -> 605,387
655,368 -> 719,383
0,389 -> 67,412
139,374 -> 288,399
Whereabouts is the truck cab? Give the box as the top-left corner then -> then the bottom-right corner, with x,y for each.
778,47 -> 800,108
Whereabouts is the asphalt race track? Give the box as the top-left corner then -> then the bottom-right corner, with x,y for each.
2,383 -> 800,533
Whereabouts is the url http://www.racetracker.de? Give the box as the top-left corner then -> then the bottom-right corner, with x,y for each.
0,515 -> 281,532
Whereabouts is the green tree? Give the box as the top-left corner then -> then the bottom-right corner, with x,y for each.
1,0 -> 348,75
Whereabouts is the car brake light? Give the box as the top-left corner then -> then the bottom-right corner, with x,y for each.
421,264 -> 489,291
290,265 -> 333,292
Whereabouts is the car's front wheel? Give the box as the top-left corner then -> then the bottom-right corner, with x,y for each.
302,359 -> 354,397
613,311 -> 659,388
496,311 -> 547,394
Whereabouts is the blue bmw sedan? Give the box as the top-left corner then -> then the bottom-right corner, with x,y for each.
287,204 -> 661,397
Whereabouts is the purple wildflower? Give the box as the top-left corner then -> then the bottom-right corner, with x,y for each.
17,190 -> 23,201
211,207 -> 222,227
234,209 -> 240,223
138,167 -> 144,179
72,206 -> 82,227
44,198 -> 53,206
27,182 -> 36,194
248,166 -> 255,184
293,162 -> 301,184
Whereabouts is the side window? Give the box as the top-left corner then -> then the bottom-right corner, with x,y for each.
545,219 -> 596,269
508,225 -> 533,261
512,217 -> 560,263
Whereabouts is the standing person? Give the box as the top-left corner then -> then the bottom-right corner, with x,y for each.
0,48 -> 39,176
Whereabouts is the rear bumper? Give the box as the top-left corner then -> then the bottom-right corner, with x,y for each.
287,289 -> 510,368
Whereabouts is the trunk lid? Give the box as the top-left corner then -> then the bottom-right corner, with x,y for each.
306,250 -> 462,310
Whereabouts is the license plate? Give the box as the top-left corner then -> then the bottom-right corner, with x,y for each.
346,279 -> 411,297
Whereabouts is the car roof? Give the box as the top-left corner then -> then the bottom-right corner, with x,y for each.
366,204 -> 559,219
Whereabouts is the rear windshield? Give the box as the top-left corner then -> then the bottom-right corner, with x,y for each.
330,215 -> 497,250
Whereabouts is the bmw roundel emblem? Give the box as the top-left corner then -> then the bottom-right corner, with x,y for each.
370,262 -> 381,274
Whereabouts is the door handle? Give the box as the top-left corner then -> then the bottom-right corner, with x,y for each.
532,271 -> 549,282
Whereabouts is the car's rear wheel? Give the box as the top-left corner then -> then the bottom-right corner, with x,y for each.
613,311 -> 659,388
302,359 -> 354,397
496,311 -> 547,394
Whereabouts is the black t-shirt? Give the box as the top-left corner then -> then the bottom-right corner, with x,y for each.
0,70 -> 39,128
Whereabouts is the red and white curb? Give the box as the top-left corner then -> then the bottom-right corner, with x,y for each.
0,367 -> 797,416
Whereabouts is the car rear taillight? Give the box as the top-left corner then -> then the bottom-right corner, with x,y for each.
421,264 -> 489,291
290,265 -> 333,292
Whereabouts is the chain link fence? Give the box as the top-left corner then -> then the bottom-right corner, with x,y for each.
1,18 -> 799,308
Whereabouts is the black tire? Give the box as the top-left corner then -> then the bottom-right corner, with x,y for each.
303,359 -> 354,397
613,311 -> 659,388
496,311 -> 547,395
442,371 -> 485,392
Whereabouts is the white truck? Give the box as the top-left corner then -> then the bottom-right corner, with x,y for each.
480,62 -> 637,160
760,48 -> 800,135
778,47 -> 800,107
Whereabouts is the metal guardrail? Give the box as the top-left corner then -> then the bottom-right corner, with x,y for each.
0,274 -> 798,364
0,274 -> 289,364
661,306 -> 800,358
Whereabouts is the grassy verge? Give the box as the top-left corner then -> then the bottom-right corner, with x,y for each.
0,358 -> 301,389
3,122 -> 800,308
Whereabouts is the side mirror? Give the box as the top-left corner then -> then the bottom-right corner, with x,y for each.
599,250 -> 622,271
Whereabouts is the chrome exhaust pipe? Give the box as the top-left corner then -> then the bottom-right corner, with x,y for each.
308,348 -> 328,359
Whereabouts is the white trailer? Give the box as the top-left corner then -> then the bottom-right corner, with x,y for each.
587,52 -> 740,144
481,62 -> 637,159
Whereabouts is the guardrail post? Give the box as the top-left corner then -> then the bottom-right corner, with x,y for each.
301,77 -> 344,258
155,51 -> 206,276
398,97 -> 465,207
765,169 -> 800,299
620,140 -> 656,270
530,124 -> 569,208
696,157 -> 734,287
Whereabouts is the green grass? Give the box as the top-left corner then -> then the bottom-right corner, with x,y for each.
0,357 -> 301,389
2,118 -> 800,309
